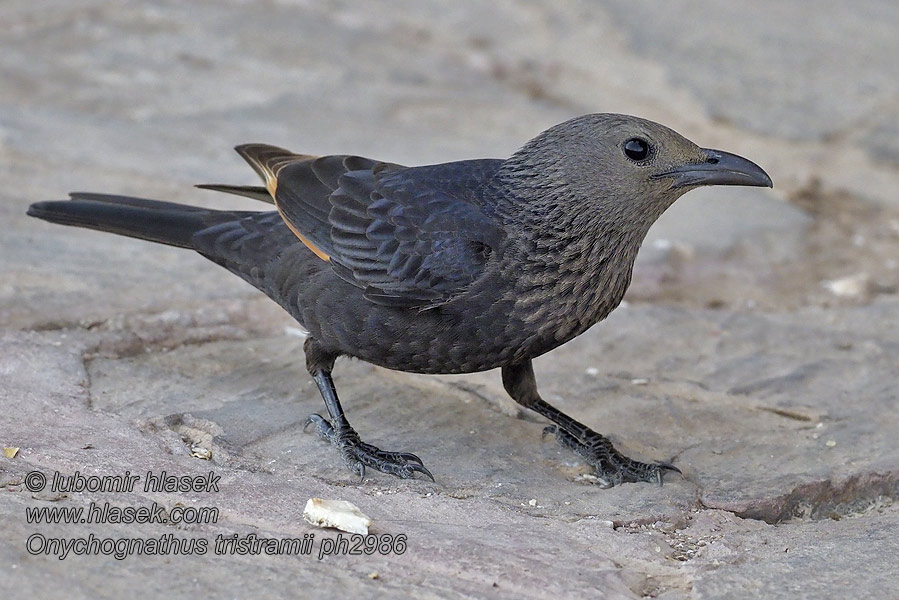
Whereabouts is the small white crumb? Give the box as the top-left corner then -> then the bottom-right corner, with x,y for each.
284,326 -> 309,338
189,445 -> 212,460
822,273 -> 868,298
528,498 -> 537,507
816,422 -> 824,429
825,440 -> 837,448
585,367 -> 599,376
303,498 -> 371,535
630,378 -> 649,385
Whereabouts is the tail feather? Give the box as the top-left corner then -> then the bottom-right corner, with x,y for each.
27,194 -> 248,250
65,192 -> 213,211
195,184 -> 273,204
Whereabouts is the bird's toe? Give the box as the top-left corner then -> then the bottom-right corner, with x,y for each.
545,425 -> 681,487
305,419 -> 433,481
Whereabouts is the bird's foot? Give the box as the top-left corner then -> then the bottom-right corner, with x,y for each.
303,414 -> 434,481
543,425 -> 680,488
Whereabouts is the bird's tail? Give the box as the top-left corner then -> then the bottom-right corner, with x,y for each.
27,193 -> 247,249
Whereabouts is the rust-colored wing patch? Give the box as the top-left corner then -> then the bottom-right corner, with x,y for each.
280,220 -> 330,261
234,144 -> 331,262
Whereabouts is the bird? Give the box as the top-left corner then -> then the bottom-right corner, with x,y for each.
27,113 -> 772,488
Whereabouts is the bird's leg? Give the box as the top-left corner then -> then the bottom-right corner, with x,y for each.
501,361 -> 679,488
302,338 -> 433,481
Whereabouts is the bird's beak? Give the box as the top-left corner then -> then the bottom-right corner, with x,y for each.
658,149 -> 773,189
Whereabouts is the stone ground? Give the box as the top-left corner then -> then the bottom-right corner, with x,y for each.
1,1 -> 898,598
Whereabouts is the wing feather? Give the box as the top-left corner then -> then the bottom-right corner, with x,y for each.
323,162 -> 504,307
216,145 -> 504,308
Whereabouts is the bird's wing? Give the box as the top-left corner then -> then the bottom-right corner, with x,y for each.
231,144 -> 503,308
230,144 -> 376,261
327,164 -> 503,308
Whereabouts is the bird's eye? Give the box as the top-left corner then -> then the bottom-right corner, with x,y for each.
623,138 -> 651,162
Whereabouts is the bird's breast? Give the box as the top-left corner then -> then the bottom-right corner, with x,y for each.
491,234 -> 639,358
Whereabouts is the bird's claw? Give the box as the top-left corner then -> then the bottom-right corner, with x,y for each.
304,414 -> 434,482
544,425 -> 680,488
303,413 -> 334,440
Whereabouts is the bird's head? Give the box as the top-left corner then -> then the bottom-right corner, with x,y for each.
503,113 -> 772,226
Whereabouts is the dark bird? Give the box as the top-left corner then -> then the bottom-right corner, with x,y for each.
27,114 -> 772,487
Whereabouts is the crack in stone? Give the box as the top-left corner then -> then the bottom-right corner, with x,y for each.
704,471 -> 898,525
80,353 -> 94,411
26,297 -> 283,346
50,302 -> 284,361
441,380 -> 542,421
754,405 -> 815,422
